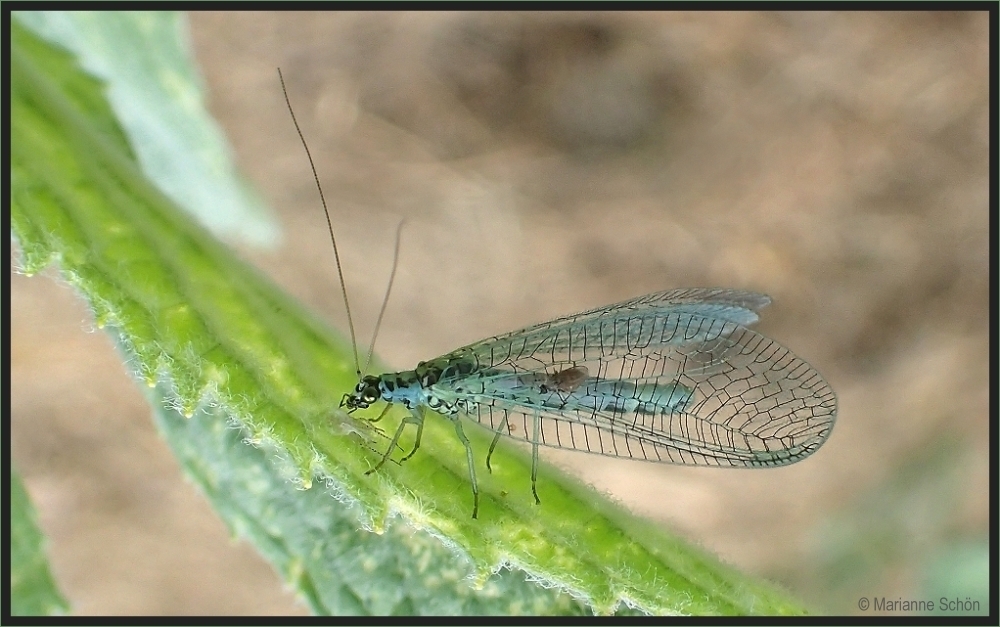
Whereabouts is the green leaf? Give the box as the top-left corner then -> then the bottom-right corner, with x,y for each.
10,469 -> 70,616
13,10 -> 278,246
147,380 -> 590,615
10,13 -> 809,615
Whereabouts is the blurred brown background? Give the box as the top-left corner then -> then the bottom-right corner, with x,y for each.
11,11 -> 990,615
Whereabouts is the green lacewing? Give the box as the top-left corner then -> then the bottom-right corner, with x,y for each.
279,70 -> 837,518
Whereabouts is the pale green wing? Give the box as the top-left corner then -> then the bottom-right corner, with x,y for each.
442,288 -> 771,368
457,324 -> 835,467
429,289 -> 836,467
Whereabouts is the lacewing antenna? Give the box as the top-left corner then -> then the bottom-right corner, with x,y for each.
278,68 -> 361,375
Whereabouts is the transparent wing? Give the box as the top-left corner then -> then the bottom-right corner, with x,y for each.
430,289 -> 836,467
445,288 -> 772,369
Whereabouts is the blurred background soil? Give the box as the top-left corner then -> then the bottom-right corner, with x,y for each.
11,11 -> 989,615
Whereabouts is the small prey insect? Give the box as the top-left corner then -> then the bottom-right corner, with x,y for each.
279,70 -> 838,519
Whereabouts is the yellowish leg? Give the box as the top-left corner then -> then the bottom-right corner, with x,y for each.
369,404 -> 392,423
366,406 -> 422,474
449,416 -> 480,519
399,408 -> 425,462
531,413 -> 541,505
485,414 -> 510,473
